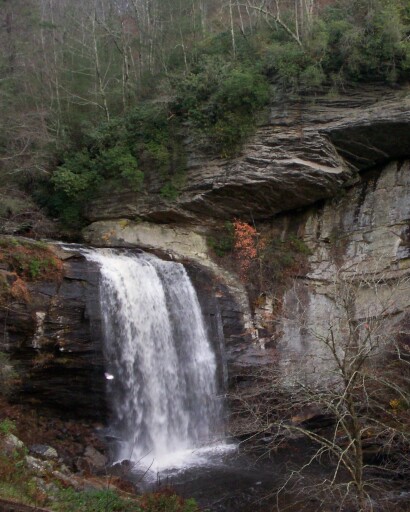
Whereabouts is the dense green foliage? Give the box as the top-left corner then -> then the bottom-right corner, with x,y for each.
322,0 -> 410,83
1,0 -> 409,230
172,58 -> 270,156
254,0 -> 409,90
53,489 -> 137,512
40,104 -> 184,228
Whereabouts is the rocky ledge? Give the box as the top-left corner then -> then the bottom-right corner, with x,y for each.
87,86 -> 410,224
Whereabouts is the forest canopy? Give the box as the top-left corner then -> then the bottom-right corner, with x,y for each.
1,0 -> 409,230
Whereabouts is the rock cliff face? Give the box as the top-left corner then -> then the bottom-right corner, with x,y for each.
0,247 -> 106,420
84,87 -> 410,386
0,242 -> 246,422
277,159 -> 410,380
87,87 -> 409,224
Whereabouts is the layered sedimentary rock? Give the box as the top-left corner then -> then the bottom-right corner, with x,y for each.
277,159 -> 410,379
87,87 -> 410,224
0,247 -> 106,420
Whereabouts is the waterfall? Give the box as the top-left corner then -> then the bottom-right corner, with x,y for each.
85,249 -> 222,467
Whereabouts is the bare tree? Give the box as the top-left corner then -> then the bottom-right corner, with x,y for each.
231,269 -> 410,511
243,0 -> 318,46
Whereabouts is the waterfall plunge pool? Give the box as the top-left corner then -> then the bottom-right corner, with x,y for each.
83,247 -> 291,510
57,245 -> 326,511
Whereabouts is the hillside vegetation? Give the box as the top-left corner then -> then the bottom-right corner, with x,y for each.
1,0 -> 409,231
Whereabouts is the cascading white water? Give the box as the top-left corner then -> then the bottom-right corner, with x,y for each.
85,249 -> 222,468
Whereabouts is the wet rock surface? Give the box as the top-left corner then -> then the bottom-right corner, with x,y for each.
29,444 -> 58,460
83,222 -> 260,379
0,247 -> 106,421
